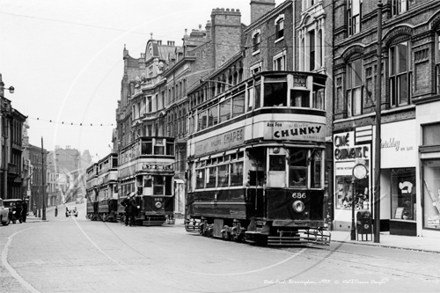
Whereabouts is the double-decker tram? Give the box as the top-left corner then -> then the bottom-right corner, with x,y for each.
85,153 -> 119,221
185,71 -> 331,246
118,137 -> 175,226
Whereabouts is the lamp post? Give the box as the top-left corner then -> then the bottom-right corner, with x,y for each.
374,0 -> 383,243
41,137 -> 46,221
0,76 -> 15,200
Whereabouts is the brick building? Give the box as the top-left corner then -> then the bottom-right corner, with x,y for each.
332,0 -> 440,238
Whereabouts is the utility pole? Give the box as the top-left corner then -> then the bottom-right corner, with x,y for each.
41,137 -> 46,221
374,0 -> 383,243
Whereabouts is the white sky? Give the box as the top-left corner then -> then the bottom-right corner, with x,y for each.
0,0 -> 283,161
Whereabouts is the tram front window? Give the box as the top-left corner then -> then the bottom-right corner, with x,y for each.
289,148 -> 308,187
264,77 -> 287,107
270,155 -> 286,171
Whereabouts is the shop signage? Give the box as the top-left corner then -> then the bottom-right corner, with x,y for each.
380,120 -> 416,168
334,132 -> 370,161
264,122 -> 325,142
194,127 -> 244,156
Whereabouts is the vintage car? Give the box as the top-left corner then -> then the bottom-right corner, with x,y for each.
3,199 -> 23,224
66,206 -> 78,217
0,198 -> 10,226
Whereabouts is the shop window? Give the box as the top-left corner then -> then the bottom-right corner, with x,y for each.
391,168 -> 416,221
422,160 -> 440,229
335,175 -> 369,210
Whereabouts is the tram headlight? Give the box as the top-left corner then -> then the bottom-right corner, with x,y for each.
292,200 -> 305,213
155,202 -> 162,209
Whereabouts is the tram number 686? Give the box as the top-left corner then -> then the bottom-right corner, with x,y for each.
292,192 -> 306,199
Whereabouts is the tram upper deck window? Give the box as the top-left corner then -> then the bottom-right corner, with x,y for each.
291,90 -> 310,108
263,77 -> 287,107
141,139 -> 152,155
219,99 -> 231,123
166,141 -> 174,156
313,84 -> 325,110
208,105 -> 219,127
289,148 -> 307,187
154,140 -> 164,155
198,110 -> 208,130
232,92 -> 245,117
247,83 -> 261,111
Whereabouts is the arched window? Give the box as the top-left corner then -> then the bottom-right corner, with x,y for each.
346,58 -> 363,116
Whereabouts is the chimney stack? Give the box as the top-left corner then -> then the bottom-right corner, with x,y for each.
250,0 -> 276,23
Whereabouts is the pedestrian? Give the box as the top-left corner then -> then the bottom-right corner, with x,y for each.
21,200 -> 28,223
127,195 -> 137,227
121,193 -> 131,226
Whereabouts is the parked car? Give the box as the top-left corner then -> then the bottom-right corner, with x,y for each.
3,199 -> 23,224
0,198 -> 10,226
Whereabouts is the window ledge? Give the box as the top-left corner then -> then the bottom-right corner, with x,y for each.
252,50 -> 260,56
275,37 -> 284,44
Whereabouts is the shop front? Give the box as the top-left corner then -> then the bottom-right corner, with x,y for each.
333,130 -> 371,231
381,119 -> 417,236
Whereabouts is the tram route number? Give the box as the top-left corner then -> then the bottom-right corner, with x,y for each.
292,192 -> 306,199
154,198 -> 163,202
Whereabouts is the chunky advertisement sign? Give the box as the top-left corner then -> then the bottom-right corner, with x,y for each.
263,121 -> 326,142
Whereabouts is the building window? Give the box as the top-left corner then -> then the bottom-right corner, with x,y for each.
346,58 -> 363,117
253,31 -> 261,53
389,41 -> 412,107
347,0 -> 361,36
391,0 -> 408,16
273,51 -> 286,71
309,30 -> 315,70
275,16 -> 284,40
250,62 -> 262,75
436,33 -> 440,94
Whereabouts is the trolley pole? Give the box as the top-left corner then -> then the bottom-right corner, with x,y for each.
374,0 -> 383,243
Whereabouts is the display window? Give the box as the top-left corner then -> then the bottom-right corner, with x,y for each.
335,175 -> 369,210
390,168 -> 416,221
422,160 -> 440,229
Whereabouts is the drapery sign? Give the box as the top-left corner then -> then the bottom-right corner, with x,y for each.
263,121 -> 325,142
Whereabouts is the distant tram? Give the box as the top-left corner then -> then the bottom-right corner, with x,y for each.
85,137 -> 175,226
185,71 -> 331,246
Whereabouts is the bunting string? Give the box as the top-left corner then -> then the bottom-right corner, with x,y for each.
29,116 -> 114,127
